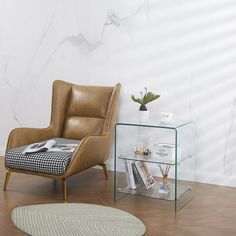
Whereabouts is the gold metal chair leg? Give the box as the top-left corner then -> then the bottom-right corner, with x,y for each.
3,172 -> 12,191
99,163 -> 108,180
63,179 -> 67,201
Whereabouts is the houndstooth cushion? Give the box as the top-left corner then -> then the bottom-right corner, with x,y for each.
5,138 -> 80,176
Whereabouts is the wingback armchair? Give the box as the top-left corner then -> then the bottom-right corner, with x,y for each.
4,80 -> 121,200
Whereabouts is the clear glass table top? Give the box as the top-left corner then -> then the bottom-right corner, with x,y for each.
116,118 -> 194,129
118,151 -> 192,165
118,151 -> 176,165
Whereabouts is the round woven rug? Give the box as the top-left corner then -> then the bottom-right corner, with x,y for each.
12,203 -> 146,236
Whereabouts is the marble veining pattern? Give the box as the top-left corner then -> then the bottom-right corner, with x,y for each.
29,0 -> 58,68
1,54 -> 22,126
35,0 -> 150,82
1,0 -> 236,186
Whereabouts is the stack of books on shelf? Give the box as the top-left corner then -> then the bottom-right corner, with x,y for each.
125,160 -> 155,190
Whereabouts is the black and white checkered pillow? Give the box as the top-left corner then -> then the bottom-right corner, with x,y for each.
5,139 -> 79,176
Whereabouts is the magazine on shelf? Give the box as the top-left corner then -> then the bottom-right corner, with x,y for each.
22,139 -> 78,154
134,161 -> 155,189
132,162 -> 143,188
125,160 -> 136,190
125,160 -> 131,189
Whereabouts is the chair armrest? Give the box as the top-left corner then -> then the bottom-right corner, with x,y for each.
6,126 -> 54,151
65,133 -> 111,176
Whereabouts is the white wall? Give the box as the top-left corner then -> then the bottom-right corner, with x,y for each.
1,0 -> 236,187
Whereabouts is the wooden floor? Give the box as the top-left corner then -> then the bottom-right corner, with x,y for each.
1,158 -> 236,236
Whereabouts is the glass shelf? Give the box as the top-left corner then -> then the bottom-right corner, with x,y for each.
114,119 -> 195,213
118,151 -> 193,165
118,182 -> 193,202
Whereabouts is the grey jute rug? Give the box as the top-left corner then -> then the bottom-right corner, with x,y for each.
12,203 -> 146,236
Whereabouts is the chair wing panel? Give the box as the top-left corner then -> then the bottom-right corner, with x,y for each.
50,80 -> 72,137
6,127 -> 54,151
64,133 -> 111,177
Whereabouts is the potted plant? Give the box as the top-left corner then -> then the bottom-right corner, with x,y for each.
131,87 -> 160,121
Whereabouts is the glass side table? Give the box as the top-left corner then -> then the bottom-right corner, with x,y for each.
114,119 -> 195,213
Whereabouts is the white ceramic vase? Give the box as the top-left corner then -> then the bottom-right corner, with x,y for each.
139,110 -> 150,121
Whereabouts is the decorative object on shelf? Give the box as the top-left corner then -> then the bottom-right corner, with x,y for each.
131,87 -> 160,121
158,164 -> 171,184
158,183 -> 170,200
134,143 -> 151,156
133,161 -> 155,189
151,143 -> 181,162
125,160 -> 136,190
160,112 -> 174,124
159,182 -> 170,195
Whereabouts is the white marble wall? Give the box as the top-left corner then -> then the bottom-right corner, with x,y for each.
1,0 -> 236,186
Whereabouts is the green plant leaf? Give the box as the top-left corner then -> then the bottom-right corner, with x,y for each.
131,95 -> 143,105
131,88 -> 160,106
142,92 -> 160,105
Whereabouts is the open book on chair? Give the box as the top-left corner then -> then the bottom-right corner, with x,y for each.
22,139 -> 78,154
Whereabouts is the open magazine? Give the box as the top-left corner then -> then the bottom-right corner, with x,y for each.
22,139 -> 78,154
125,160 -> 155,190
133,161 -> 155,189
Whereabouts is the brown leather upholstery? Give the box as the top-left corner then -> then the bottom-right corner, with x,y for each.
63,85 -> 113,140
5,80 -> 121,180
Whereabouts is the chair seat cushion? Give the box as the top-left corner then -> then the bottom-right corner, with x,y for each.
5,138 -> 80,176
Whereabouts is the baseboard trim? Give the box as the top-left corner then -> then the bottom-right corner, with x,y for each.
93,161 -> 114,171
105,160 -> 114,171
195,171 -> 236,188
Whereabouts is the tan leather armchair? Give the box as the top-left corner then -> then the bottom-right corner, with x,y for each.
4,80 -> 121,200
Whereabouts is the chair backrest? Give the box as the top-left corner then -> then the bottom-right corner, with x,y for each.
50,81 -> 121,140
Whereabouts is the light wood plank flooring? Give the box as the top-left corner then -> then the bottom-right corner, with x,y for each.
0,158 -> 236,236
